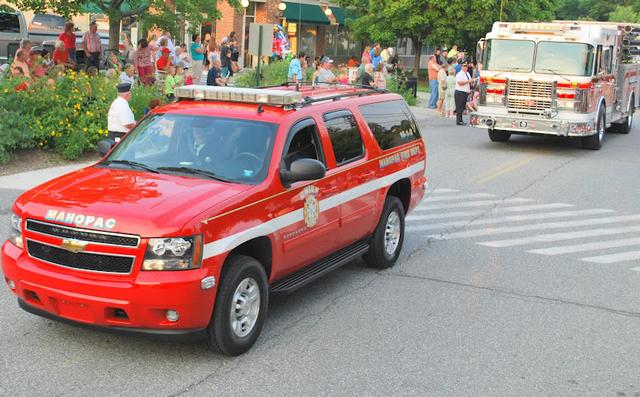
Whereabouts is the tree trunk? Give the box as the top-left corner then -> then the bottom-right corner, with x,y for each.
412,38 -> 421,78
109,17 -> 121,51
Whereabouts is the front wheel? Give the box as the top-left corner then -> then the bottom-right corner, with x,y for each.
206,255 -> 269,356
488,129 -> 511,142
364,196 -> 405,269
581,107 -> 605,150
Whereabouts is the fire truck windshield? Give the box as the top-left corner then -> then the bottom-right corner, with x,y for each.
103,114 -> 278,185
484,39 -> 535,72
535,42 -> 595,76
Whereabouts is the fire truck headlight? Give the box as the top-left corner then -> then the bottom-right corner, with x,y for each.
142,235 -> 203,271
8,212 -> 23,249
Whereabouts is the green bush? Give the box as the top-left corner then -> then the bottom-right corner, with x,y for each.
235,59 -> 291,88
386,74 -> 418,106
0,70 -> 163,164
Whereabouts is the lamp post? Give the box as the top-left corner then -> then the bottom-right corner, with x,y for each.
240,0 -> 249,68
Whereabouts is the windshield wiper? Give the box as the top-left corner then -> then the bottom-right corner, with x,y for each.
491,67 -> 530,78
102,159 -> 158,173
536,68 -> 571,82
156,166 -> 232,183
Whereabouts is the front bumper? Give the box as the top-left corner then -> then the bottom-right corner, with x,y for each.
2,241 -> 219,338
470,109 -> 597,137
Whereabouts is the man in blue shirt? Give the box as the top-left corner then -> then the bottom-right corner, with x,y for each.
207,59 -> 226,86
370,43 -> 382,69
288,52 -> 305,82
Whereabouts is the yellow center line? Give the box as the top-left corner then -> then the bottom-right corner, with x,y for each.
475,153 -> 543,185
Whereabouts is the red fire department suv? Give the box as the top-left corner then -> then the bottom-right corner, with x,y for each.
2,84 -> 427,355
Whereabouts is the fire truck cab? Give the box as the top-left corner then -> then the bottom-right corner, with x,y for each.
471,21 -> 640,150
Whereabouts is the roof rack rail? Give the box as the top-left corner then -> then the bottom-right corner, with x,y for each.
297,89 -> 388,108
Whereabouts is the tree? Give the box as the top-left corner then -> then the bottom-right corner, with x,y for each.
7,0 -> 239,50
339,0 -> 557,77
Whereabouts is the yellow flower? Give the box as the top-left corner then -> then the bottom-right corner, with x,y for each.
3,89 -> 7,93
50,131 -> 56,136
83,127 -> 88,132
58,121 -> 63,125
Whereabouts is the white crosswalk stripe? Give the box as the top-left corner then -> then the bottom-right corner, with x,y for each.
581,251 -> 640,264
414,197 -> 533,211
422,193 -> 495,203
406,188 -> 640,270
478,225 -> 640,248
427,215 -> 640,240
527,237 -> 640,256
407,208 -> 615,232
407,203 -> 575,221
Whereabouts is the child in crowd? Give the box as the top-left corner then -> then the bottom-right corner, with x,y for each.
120,63 -> 136,86
164,65 -> 179,101
374,63 -> 386,89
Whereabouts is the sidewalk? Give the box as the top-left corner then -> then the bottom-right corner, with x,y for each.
0,162 -> 94,191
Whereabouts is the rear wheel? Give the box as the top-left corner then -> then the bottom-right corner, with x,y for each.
364,196 -> 405,269
206,255 -> 268,356
614,96 -> 634,134
581,106 -> 605,150
488,129 -> 511,142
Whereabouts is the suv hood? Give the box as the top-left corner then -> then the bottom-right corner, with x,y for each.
15,166 -> 251,236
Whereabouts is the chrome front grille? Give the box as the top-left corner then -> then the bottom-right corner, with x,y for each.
507,80 -> 555,114
25,219 -> 139,274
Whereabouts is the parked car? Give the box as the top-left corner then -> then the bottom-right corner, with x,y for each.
0,10 -> 27,63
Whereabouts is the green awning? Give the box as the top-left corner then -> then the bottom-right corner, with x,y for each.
331,7 -> 354,25
284,2 -> 330,25
81,0 -> 148,14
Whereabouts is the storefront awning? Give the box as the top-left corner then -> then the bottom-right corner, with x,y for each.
81,1 -> 148,15
283,2 -> 330,25
331,7 -> 354,25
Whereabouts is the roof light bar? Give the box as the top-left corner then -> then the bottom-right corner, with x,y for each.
175,85 -> 304,106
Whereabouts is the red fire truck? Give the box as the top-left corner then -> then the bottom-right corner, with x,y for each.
471,21 -> 640,149
2,84 -> 427,355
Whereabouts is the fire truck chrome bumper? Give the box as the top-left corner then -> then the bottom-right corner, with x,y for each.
470,113 -> 597,137
17,298 -> 207,342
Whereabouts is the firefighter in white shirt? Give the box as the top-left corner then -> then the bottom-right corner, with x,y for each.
107,83 -> 136,142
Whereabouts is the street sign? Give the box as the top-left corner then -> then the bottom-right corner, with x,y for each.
248,23 -> 274,56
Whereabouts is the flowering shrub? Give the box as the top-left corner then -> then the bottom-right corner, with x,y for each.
0,70 -> 163,163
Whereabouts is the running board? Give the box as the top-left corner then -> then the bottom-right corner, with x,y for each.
270,240 -> 370,294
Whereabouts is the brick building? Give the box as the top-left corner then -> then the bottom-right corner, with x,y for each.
209,0 -> 360,67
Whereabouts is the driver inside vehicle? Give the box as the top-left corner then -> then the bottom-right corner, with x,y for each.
192,124 -> 215,165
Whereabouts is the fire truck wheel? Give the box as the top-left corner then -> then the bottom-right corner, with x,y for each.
615,97 -> 633,134
581,107 -> 605,150
206,255 -> 269,356
365,196 -> 405,269
488,129 -> 511,142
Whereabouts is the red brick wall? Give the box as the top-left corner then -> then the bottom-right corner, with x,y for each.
216,1 -> 243,43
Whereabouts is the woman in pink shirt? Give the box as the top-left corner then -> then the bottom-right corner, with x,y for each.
57,21 -> 76,63
134,38 -> 154,85
362,46 -> 372,64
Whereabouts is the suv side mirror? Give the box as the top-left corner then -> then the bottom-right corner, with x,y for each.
96,138 -> 116,157
281,158 -> 326,186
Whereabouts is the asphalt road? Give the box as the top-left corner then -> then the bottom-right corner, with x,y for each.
1,107 -> 640,396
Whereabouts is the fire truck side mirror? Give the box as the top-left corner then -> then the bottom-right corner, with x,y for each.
281,158 -> 326,187
96,138 -> 116,158
476,39 -> 486,64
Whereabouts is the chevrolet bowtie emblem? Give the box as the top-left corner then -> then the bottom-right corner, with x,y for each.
60,239 -> 88,253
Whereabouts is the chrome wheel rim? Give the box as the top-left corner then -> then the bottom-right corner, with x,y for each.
230,277 -> 260,338
384,210 -> 401,257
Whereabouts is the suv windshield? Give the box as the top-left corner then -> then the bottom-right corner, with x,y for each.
484,39 -> 535,72
535,41 -> 594,76
104,114 -> 278,185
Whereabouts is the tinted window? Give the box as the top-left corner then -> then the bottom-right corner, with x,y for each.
106,114 -> 278,185
324,111 -> 364,166
0,13 -> 21,33
359,100 -> 421,150
31,14 -> 65,30
283,121 -> 324,168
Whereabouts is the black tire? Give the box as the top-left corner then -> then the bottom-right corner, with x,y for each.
206,255 -> 269,356
364,196 -> 405,269
488,129 -> 511,142
614,96 -> 634,134
581,106 -> 605,150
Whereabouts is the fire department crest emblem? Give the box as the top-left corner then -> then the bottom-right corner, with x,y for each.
301,186 -> 320,228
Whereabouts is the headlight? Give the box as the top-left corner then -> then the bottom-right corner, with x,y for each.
142,235 -> 203,271
8,212 -> 23,249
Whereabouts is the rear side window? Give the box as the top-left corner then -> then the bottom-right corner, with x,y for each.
359,100 -> 421,150
0,13 -> 21,33
323,111 -> 365,166
31,14 -> 65,30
